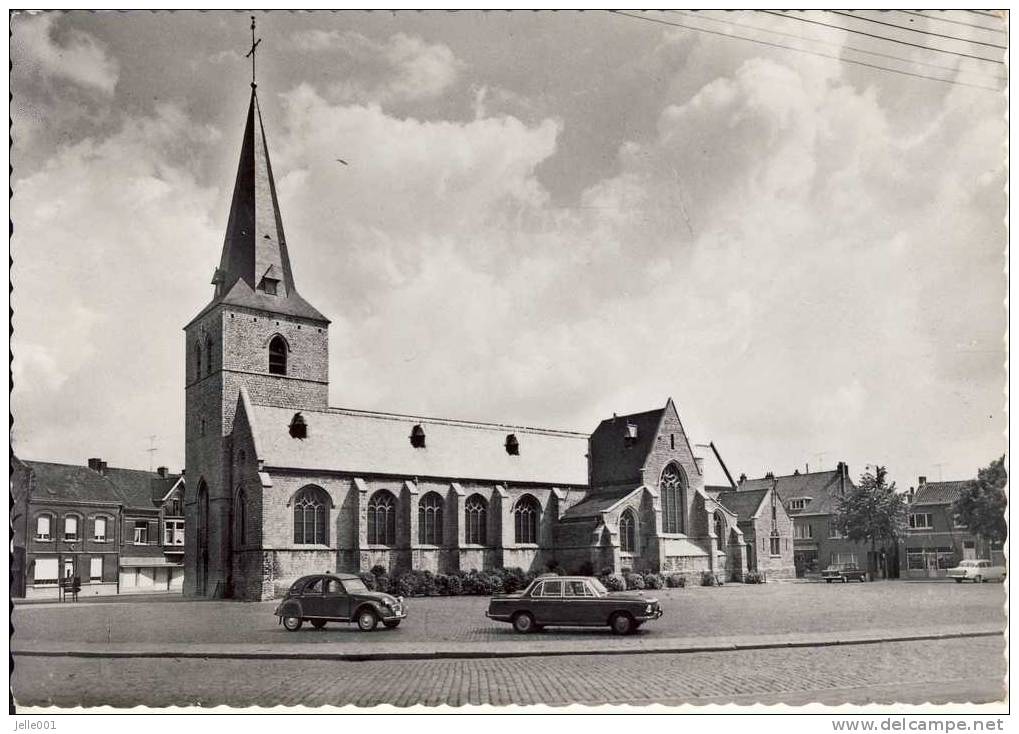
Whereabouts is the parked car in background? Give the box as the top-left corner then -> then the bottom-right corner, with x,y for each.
486,575 -> 663,635
947,560 -> 1006,583
821,564 -> 868,583
274,573 -> 407,632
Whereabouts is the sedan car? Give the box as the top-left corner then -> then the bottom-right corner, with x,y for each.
274,573 -> 407,632
486,575 -> 663,635
947,559 -> 1006,583
821,564 -> 867,583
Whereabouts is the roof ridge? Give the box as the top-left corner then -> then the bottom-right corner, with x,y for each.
23,459 -> 165,475
249,402 -> 590,437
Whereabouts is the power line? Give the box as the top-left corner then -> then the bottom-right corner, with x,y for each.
670,10 -> 1005,84
897,10 -> 1007,34
827,10 -> 1007,50
760,10 -> 1004,65
609,11 -> 1003,92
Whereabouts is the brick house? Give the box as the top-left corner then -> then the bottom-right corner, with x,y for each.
752,463 -> 883,578
900,478 -> 1005,579
184,83 -> 744,600
11,456 -> 184,599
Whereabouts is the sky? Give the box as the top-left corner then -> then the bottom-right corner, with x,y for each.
10,10 -> 1008,490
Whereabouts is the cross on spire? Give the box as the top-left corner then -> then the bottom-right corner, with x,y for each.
245,15 -> 262,88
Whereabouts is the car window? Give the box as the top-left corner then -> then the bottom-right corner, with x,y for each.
344,578 -> 369,594
588,578 -> 608,597
304,578 -> 324,594
538,580 -> 563,597
564,580 -> 589,597
325,578 -> 343,594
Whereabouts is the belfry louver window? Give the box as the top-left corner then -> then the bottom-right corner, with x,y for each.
268,335 -> 287,375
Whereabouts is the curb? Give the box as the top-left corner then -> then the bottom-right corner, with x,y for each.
12,629 -> 1002,663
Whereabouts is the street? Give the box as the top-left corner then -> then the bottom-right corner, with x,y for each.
13,637 -> 1005,707
11,581 -> 1007,708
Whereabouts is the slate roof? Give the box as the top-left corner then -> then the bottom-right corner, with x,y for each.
246,401 -> 589,486
560,487 -> 640,520
747,470 -> 849,516
714,488 -> 769,520
588,407 -> 665,485
912,480 -> 969,506
21,461 -> 126,505
103,467 -> 182,510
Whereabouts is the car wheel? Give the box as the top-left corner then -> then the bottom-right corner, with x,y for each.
974,575 -> 983,584
825,579 -> 832,583
512,612 -> 536,634
610,612 -> 635,635
282,615 -> 303,632
356,608 -> 379,632
382,620 -> 401,630
954,578 -> 963,583
311,619 -> 327,629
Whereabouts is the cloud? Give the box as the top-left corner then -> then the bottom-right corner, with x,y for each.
290,30 -> 463,104
13,13 -> 119,95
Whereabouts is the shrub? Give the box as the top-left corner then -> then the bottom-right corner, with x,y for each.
643,573 -> 663,589
744,570 -> 767,584
487,573 -> 505,595
370,564 -> 388,577
666,573 -> 686,588
418,570 -> 438,597
358,572 -> 376,591
602,574 -> 625,592
446,574 -> 463,596
434,573 -> 451,596
394,572 -> 417,598
621,566 -> 633,576
577,561 -> 594,577
600,566 -> 615,578
700,570 -> 719,587
624,573 -> 645,591
501,567 -> 528,593
374,572 -> 391,594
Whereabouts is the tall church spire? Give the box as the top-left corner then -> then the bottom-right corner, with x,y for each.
207,36 -> 326,323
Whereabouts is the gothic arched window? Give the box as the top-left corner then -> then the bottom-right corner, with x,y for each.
205,335 -> 214,376
195,342 -> 202,380
464,494 -> 487,546
514,494 -> 540,544
714,512 -> 725,548
619,509 -> 637,553
293,486 -> 328,545
418,492 -> 443,545
660,464 -> 685,534
268,335 -> 287,376
235,487 -> 247,547
367,490 -> 397,546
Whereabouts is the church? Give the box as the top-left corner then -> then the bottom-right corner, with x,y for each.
183,80 -> 751,601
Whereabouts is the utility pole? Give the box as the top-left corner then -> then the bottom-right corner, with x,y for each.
145,435 -> 158,472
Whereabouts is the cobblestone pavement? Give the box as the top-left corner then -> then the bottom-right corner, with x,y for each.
12,581 -> 1005,646
12,637 -> 1005,708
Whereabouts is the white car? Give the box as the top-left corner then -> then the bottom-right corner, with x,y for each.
946,559 -> 1006,583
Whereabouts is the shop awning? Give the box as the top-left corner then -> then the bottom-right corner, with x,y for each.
119,557 -> 183,568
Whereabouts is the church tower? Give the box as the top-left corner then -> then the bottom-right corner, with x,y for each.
183,72 -> 330,597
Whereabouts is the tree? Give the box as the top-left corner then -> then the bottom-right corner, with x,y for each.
954,455 -> 1007,545
834,466 -> 908,577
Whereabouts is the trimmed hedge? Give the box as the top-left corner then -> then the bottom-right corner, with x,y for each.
643,573 -> 663,589
623,573 -> 645,591
744,570 -> 767,584
666,573 -> 687,588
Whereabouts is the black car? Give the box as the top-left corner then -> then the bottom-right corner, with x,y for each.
274,573 -> 407,631
821,564 -> 867,583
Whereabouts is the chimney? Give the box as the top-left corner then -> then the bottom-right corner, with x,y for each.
157,466 -> 168,478
794,469 -> 800,475
765,471 -> 774,479
739,472 -> 747,485
87,458 -> 106,475
918,476 -> 927,487
839,462 -> 847,495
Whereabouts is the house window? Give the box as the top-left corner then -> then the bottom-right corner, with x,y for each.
513,494 -> 540,544
165,520 -> 185,546
34,558 -> 58,586
90,557 -> 103,582
367,490 -> 397,546
770,532 -> 781,556
168,496 -> 183,517
831,552 -> 858,566
133,521 -> 149,545
464,494 -> 487,545
289,413 -> 307,439
624,423 -> 638,447
909,513 -> 933,530
293,487 -> 328,545
505,434 -> 519,456
64,516 -> 78,541
418,492 -> 443,545
261,277 -> 278,296
619,510 -> 637,553
35,515 -> 52,541
794,522 -> 813,540
953,513 -> 967,529
788,498 -> 809,512
410,424 -> 426,448
94,516 -> 107,542
660,464 -> 685,534
828,521 -> 845,539
268,335 -> 287,376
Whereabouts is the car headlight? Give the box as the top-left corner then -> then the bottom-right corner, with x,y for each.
645,604 -> 654,614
